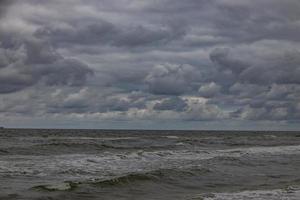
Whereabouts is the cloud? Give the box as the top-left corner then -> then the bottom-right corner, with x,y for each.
153,97 -> 187,111
0,0 -> 11,18
210,48 -> 250,74
182,97 -> 227,120
145,63 -> 201,95
198,82 -> 221,97
0,38 -> 93,93
34,20 -> 186,48
45,88 -> 148,115
0,0 -> 300,128
212,0 -> 300,42
209,44 -> 300,85
234,103 -> 300,121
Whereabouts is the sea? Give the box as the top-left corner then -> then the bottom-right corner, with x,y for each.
0,129 -> 300,200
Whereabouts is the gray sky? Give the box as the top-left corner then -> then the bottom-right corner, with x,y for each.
0,0 -> 300,130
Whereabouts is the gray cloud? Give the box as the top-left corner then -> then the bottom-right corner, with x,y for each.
0,0 -> 300,128
34,20 -> 186,48
211,0 -> 300,43
0,0 -> 11,18
210,46 -> 300,85
153,97 -> 187,112
145,63 -> 201,95
198,82 -> 222,98
0,37 -> 93,93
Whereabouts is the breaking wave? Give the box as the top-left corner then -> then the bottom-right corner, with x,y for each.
32,167 -> 211,191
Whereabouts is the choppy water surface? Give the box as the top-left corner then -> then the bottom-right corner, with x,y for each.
1,129 -> 300,200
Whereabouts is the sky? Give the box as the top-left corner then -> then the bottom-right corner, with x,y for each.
0,0 -> 300,130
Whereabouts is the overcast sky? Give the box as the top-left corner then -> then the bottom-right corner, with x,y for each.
0,0 -> 300,130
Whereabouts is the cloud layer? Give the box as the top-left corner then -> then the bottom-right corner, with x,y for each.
0,0 -> 300,129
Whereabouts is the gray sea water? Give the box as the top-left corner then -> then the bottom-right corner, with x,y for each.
1,129 -> 300,200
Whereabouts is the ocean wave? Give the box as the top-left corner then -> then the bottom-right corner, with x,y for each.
2,144 -> 300,179
32,167 -> 211,191
219,145 -> 300,156
195,186 -> 300,200
32,181 -> 79,192
32,141 -> 179,151
91,167 -> 211,187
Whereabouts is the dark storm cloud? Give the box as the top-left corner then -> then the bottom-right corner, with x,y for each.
211,0 -> 300,43
145,63 -> 201,95
210,47 -> 300,85
0,0 -> 300,126
0,38 -> 93,93
210,48 -> 250,74
0,0 -> 11,17
34,20 -> 186,48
